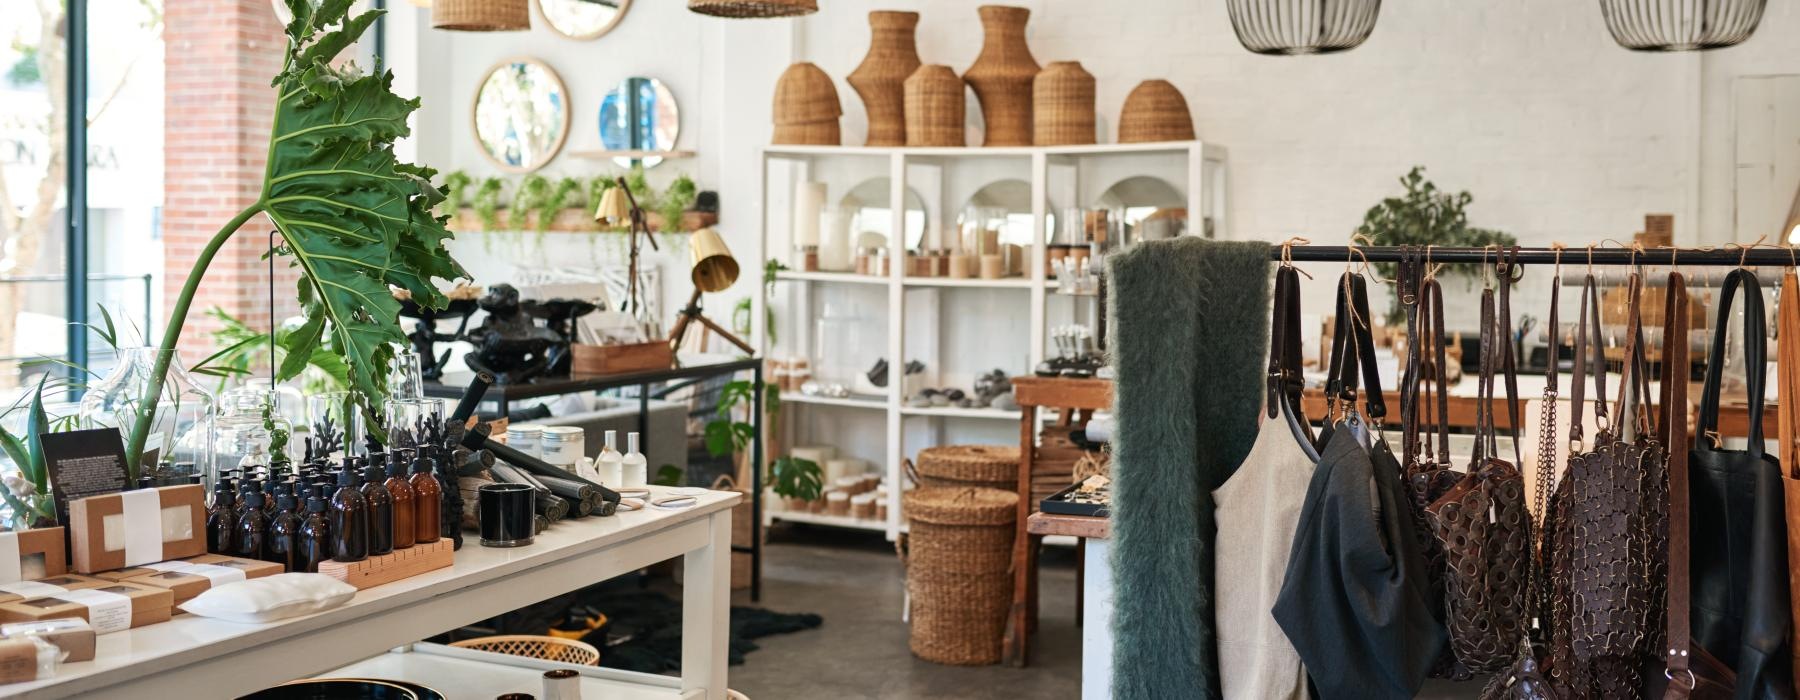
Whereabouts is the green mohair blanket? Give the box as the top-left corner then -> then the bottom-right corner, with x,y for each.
1108,238 -> 1271,700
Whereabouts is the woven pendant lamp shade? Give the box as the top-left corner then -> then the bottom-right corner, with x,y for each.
904,65 -> 966,147
1117,80 -> 1194,143
963,5 -> 1039,147
433,0 -> 529,31
1032,61 -> 1095,146
772,62 -> 842,145
688,0 -> 817,18
1599,0 -> 1765,51
848,11 -> 923,147
1226,0 -> 1379,55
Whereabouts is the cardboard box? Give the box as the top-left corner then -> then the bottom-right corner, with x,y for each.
1,618 -> 95,662
0,528 -> 68,583
122,557 -> 272,609
0,582 -> 174,633
0,637 -> 38,683
0,575 -> 108,605
186,554 -> 283,580
69,485 -> 206,574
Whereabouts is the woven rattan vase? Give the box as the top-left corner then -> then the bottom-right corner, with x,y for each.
687,0 -> 817,18
1118,79 -> 1195,143
848,11 -> 923,147
1032,61 -> 1095,146
772,62 -> 842,145
433,0 -> 529,30
963,5 -> 1039,147
904,487 -> 1018,666
903,65 -> 966,147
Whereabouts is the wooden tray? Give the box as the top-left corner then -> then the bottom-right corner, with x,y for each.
571,341 -> 673,375
318,539 -> 454,590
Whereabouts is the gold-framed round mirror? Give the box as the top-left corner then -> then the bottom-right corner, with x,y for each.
537,0 -> 630,40
471,57 -> 570,173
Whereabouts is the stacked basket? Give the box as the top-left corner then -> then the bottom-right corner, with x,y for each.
773,62 -> 842,145
903,487 -> 1019,665
911,445 -> 1019,491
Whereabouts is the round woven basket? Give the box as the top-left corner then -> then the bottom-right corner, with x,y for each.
903,487 -> 1018,666
848,11 -> 922,147
432,0 -> 529,30
903,65 -> 966,147
772,120 -> 841,146
913,444 -> 1019,491
773,62 -> 841,125
450,635 -> 601,665
1033,61 -> 1095,146
687,0 -> 816,18
1118,79 -> 1195,143
963,5 -> 1039,147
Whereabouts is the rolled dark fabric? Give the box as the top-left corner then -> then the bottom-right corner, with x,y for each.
462,425 -> 621,508
489,463 -> 568,522
535,474 -> 598,517
450,371 -> 495,426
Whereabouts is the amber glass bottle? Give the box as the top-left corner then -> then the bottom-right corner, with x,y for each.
361,464 -> 394,555
298,496 -> 332,573
410,451 -> 442,544
235,492 -> 269,560
207,481 -> 237,554
267,491 -> 302,572
329,463 -> 369,562
385,452 -> 416,550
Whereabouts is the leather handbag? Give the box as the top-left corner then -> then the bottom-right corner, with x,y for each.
1273,271 -> 1446,699
1777,269 -> 1800,696
1687,268 -> 1794,699
1424,248 -> 1533,677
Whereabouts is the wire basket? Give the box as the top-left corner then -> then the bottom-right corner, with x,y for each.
450,635 -> 602,666
1118,80 -> 1195,143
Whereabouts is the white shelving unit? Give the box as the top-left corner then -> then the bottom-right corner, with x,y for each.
753,142 -> 1228,540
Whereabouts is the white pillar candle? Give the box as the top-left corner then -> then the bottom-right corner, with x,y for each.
819,209 -> 853,271
793,181 -> 826,247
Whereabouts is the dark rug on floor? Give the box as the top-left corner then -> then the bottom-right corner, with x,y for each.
484,579 -> 821,673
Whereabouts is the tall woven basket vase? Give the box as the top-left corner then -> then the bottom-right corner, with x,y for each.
903,487 -> 1019,666
1118,79 -> 1195,143
848,11 -> 923,147
1032,61 -> 1095,146
903,65 -> 966,147
772,62 -> 842,145
963,5 -> 1039,147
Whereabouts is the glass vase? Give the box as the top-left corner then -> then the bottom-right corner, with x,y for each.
389,351 -> 426,401
306,391 -> 363,461
78,347 -> 214,485
212,389 -> 276,489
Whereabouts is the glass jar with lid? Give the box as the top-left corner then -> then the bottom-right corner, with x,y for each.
212,390 -> 276,490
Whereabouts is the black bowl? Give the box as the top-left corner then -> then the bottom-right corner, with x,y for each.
239,679 -> 421,700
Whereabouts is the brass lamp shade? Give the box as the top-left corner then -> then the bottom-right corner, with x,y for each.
434,0 -> 529,31
594,186 -> 631,226
689,227 -> 739,293
688,0 -> 817,18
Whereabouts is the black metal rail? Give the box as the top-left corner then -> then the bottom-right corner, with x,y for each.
1277,244 -> 1798,267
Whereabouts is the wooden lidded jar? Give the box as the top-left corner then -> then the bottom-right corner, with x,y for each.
847,11 -> 923,147
904,65 -> 966,147
963,5 -> 1039,147
1032,61 -> 1096,146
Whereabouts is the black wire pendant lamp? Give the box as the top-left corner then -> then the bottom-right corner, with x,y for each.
1226,0 -> 1382,55
1599,0 -> 1767,51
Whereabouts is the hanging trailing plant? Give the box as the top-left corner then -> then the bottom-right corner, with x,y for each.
471,177 -> 505,232
512,174 -> 550,231
537,177 -> 583,234
125,0 -> 467,478
658,173 -> 697,233
439,170 -> 472,216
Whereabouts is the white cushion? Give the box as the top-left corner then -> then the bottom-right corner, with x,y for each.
178,573 -> 356,623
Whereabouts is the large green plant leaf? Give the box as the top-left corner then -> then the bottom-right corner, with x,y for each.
263,0 -> 466,410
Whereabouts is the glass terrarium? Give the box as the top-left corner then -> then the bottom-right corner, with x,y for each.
306,391 -> 364,460
78,347 -> 214,484
212,390 -> 277,488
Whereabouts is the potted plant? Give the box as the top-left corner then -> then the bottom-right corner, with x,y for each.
1355,166 -> 1515,324
704,379 -> 822,505
123,0 -> 468,479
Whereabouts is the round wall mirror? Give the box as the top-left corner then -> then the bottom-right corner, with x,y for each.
841,178 -> 926,250
598,77 -> 679,168
471,58 -> 570,173
537,0 -> 630,40
1096,176 -> 1187,241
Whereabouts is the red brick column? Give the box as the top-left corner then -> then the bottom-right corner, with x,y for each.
163,0 -> 297,360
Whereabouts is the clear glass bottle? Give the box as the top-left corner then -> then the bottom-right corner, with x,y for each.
622,432 -> 647,488
388,351 -> 427,401
79,346 -> 215,484
596,430 -> 623,486
212,391 -> 276,493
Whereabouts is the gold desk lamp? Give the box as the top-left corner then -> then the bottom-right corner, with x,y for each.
669,227 -> 754,354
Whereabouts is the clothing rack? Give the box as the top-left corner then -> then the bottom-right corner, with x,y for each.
1275,244 -> 1799,267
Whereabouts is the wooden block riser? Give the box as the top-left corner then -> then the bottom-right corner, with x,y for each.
317,539 -> 454,590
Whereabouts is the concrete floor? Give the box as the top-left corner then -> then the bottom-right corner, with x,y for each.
725,525 -> 1085,700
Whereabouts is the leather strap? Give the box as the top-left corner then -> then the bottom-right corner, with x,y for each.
1474,284 -> 1497,468
1497,247 -> 1522,465
1348,275 -> 1387,424
1778,270 -> 1799,477
1428,277 -> 1451,462
1696,268 -> 1767,452
1402,248 -> 1424,466
1570,274 -> 1609,445
1661,271 -> 1696,679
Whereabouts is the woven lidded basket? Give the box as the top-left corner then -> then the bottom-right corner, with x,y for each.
913,444 -> 1018,491
903,487 -> 1018,666
1032,61 -> 1095,146
432,0 -> 530,30
903,65 -> 966,147
450,635 -> 601,665
1118,79 -> 1195,143
688,0 -> 817,18
773,62 -> 842,126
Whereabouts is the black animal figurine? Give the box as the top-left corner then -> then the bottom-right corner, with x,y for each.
461,284 -> 564,384
398,295 -> 479,381
521,298 -> 599,376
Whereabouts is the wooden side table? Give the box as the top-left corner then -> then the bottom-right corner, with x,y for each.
1003,376 -> 1113,667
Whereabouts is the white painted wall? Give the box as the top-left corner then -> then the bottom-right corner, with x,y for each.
391,0 -> 1799,333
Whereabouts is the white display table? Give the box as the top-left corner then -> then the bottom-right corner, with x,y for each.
8,488 -> 741,700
